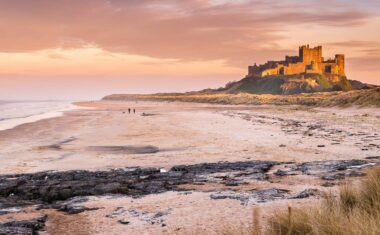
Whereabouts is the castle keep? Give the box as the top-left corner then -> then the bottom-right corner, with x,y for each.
248,45 -> 345,78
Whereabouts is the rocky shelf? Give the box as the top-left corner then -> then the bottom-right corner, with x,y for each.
0,158 -> 378,234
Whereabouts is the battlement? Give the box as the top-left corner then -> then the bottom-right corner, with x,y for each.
248,45 -> 345,78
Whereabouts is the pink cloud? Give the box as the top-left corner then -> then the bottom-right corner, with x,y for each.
0,0 -> 373,67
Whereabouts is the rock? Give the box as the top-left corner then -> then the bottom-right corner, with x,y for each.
126,208 -> 171,226
118,219 -> 130,225
0,215 -> 47,235
171,160 -> 278,174
53,196 -> 89,213
297,160 -> 368,175
0,226 -> 33,235
0,158 -> 374,217
321,173 -> 345,181
210,191 -> 250,205
0,160 -> 281,206
290,189 -> 320,199
365,156 -> 380,160
346,171 -> 366,177
0,207 -> 22,216
106,207 -> 127,219
224,181 -> 240,186
321,182 -> 336,187
274,169 -> 288,176
272,159 -> 373,182
252,188 -> 290,203
274,169 -> 298,176
0,168 -> 189,203
57,204 -> 100,214
210,188 -> 290,205
210,194 -> 228,200
177,191 -> 192,195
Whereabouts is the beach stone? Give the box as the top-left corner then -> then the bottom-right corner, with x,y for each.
297,159 -> 368,175
0,226 -> 33,235
274,168 -> 298,176
0,215 -> 47,235
210,188 -> 290,205
346,171 -> 366,177
365,156 -> 380,160
118,219 -> 130,225
126,208 -> 171,226
321,182 -> 336,187
321,173 -> 346,181
290,189 -> 321,199
171,160 -> 278,174
56,203 -> 100,214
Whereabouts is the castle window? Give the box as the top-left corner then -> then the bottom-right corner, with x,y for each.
325,65 -> 332,73
279,67 -> 285,75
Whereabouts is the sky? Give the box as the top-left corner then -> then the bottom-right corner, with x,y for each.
0,0 -> 379,100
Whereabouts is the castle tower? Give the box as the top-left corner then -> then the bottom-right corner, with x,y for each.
335,54 -> 345,76
299,45 -> 322,64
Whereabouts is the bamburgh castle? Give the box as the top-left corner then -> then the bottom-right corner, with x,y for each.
248,45 -> 345,78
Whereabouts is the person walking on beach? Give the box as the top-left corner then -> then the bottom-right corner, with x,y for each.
133,109 -> 136,114
128,108 -> 131,114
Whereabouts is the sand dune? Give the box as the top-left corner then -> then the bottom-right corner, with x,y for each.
103,87 -> 380,107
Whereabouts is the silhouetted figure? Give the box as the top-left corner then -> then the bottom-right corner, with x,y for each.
128,108 -> 131,114
133,109 -> 135,114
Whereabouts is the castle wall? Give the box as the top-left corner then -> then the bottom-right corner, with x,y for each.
261,67 -> 280,76
306,61 -> 323,74
284,62 -> 306,75
322,63 -> 339,75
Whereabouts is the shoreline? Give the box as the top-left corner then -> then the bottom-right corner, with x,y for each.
0,102 -> 84,132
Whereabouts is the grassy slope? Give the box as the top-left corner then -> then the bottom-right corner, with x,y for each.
103,87 -> 380,107
266,167 -> 380,235
216,167 -> 380,235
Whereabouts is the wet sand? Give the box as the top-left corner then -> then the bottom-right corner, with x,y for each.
0,101 -> 379,234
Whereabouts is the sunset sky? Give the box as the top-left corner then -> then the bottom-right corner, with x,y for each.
0,0 -> 379,100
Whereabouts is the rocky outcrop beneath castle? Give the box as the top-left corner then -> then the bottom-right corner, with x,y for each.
222,73 -> 352,95
349,79 -> 378,90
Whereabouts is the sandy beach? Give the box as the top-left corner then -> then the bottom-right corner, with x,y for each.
0,101 -> 379,234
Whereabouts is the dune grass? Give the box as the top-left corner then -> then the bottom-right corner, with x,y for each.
103,88 -> 380,107
218,167 -> 380,235
267,167 -> 380,235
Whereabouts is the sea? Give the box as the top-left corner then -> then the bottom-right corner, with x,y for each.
0,101 -> 78,131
